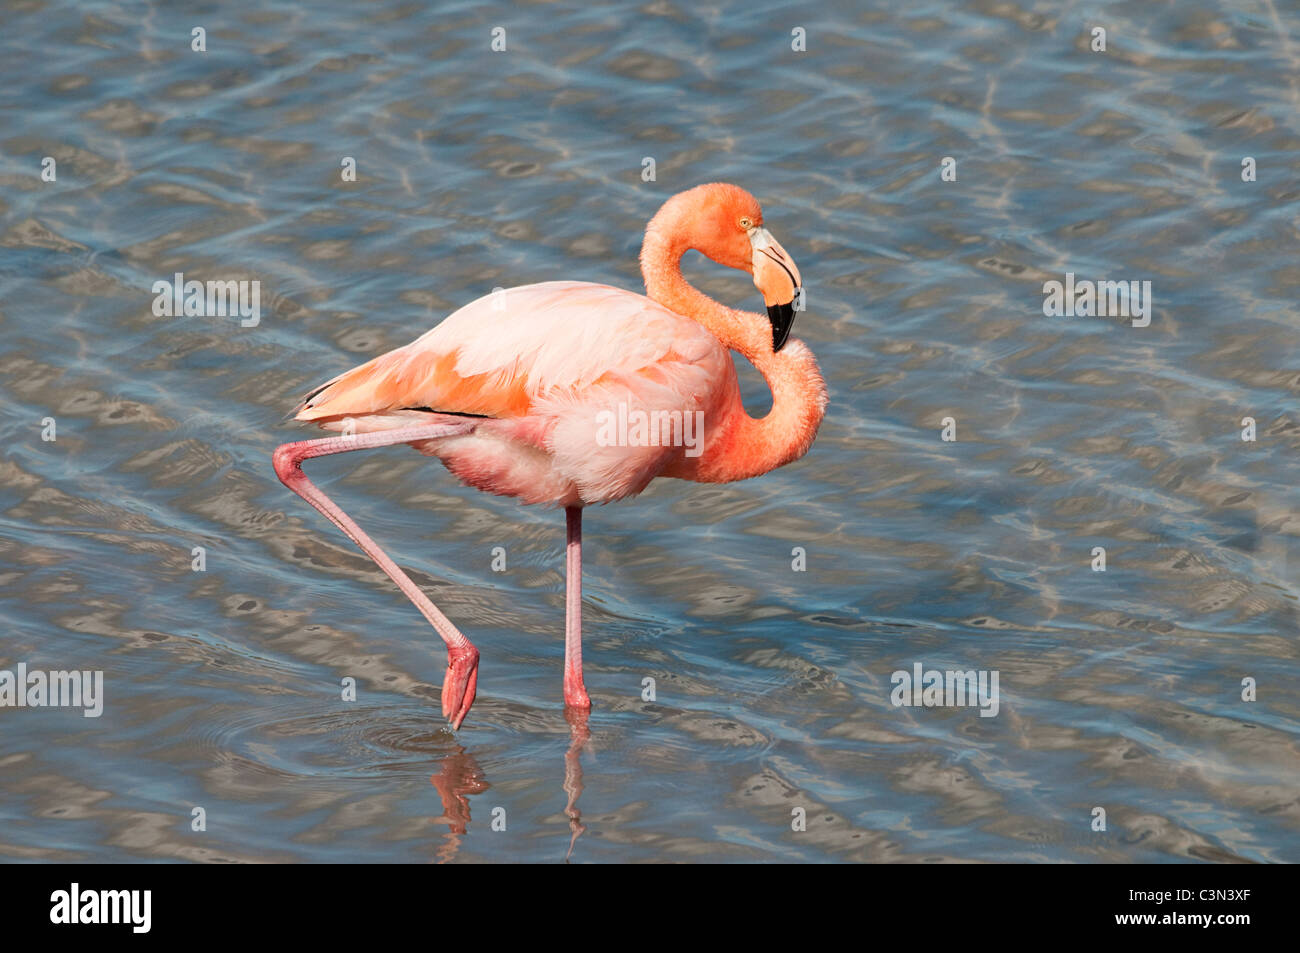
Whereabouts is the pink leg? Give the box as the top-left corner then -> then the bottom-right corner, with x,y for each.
563,505 -> 591,710
272,422 -> 481,729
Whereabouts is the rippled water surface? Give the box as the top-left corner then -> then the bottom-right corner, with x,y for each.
2,0 -> 1299,863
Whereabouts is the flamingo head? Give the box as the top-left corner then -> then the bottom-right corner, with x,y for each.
672,183 -> 804,352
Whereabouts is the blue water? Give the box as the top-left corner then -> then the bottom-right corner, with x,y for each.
1,0 -> 1297,862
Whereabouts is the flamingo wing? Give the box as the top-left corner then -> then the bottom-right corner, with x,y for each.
294,281 -> 719,424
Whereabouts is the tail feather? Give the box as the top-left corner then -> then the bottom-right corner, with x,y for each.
284,373 -> 346,420
291,347 -> 418,421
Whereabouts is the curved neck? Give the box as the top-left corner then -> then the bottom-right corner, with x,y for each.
641,227 -> 769,358
641,225 -> 827,482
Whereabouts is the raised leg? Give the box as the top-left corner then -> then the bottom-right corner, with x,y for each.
563,505 -> 591,710
272,422 -> 481,729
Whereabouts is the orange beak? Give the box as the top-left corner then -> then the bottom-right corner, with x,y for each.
750,228 -> 802,351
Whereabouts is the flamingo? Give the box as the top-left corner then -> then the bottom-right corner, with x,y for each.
273,182 -> 827,729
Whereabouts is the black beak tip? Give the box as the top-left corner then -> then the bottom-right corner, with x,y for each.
767,299 -> 797,352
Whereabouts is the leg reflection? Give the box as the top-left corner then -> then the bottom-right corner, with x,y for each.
429,746 -> 487,864
563,705 -> 591,862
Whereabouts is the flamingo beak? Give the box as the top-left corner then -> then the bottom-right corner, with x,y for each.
750,227 -> 802,352
767,301 -> 796,353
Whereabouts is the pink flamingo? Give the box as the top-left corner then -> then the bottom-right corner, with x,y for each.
273,183 -> 827,729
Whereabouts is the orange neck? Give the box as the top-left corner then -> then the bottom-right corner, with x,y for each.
640,221 -> 828,483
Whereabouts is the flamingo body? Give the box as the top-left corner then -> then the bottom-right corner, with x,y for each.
294,281 -> 736,506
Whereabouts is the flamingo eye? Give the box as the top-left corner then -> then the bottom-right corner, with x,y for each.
739,217 -> 753,230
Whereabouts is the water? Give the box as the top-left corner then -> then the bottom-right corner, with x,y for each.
1,0 -> 1298,863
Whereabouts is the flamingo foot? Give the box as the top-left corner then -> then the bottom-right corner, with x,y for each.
563,680 -> 591,711
443,644 -> 480,730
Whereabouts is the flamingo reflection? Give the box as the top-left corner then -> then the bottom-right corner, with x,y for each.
428,708 -> 593,863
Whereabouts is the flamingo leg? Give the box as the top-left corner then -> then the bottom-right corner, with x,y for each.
563,505 -> 592,710
272,422 -> 481,729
